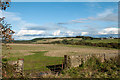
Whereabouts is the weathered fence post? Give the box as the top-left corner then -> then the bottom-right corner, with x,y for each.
64,55 -> 67,69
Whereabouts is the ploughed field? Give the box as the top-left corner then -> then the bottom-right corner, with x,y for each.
3,43 -> 118,71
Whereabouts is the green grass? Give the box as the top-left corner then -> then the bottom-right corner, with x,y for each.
4,43 -> 118,72
84,39 -> 119,43
9,51 -> 63,71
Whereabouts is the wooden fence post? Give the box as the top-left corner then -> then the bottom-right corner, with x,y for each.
64,55 -> 67,69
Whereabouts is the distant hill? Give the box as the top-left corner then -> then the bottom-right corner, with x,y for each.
13,35 -> 120,44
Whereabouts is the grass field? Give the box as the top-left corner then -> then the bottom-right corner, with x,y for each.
84,39 -> 119,43
3,43 -> 119,72
31,38 -> 119,44
32,38 -> 82,44
22,51 -> 63,71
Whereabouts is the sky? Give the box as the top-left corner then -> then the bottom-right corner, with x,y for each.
12,0 -> 119,2
0,2 -> 119,40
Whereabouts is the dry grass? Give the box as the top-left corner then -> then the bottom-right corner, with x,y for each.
32,38 -> 82,44
6,43 -> 118,57
33,39 -> 63,44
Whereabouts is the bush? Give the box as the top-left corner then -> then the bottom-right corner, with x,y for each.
61,56 -> 120,78
50,39 -> 120,49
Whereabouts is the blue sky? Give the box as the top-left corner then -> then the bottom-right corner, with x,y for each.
12,0 -> 119,2
0,2 -> 118,40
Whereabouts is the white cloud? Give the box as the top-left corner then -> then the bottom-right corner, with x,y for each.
65,31 -> 75,36
14,29 -> 45,36
88,9 -> 118,22
70,9 -> 117,23
13,29 -> 46,40
52,30 -> 61,36
98,9 -> 113,17
52,30 -> 82,37
14,36 -> 39,40
57,9 -> 117,26
81,32 -> 89,36
14,29 -> 79,40
98,28 -> 119,35
0,10 -> 22,22
0,10 -> 42,31
52,30 -> 76,36
1,8 -> 118,40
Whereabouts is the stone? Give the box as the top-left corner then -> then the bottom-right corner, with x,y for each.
64,53 -> 118,69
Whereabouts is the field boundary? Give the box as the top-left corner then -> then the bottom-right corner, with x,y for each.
64,53 -> 118,68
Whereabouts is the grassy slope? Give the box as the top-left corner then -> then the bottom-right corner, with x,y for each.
32,38 -> 82,44
14,37 -> 119,45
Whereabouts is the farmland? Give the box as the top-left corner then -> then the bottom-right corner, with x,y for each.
3,43 -> 118,71
43,38 -> 119,44
2,37 -> 120,78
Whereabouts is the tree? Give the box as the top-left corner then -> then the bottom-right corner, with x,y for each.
0,0 -> 16,78
0,0 -> 14,44
0,0 -> 15,59
0,0 -> 11,10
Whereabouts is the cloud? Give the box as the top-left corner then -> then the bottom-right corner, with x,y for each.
1,8 -> 118,40
0,10 -> 67,32
0,10 -> 55,31
98,27 -> 119,35
14,27 -> 119,40
71,20 -> 86,23
23,23 -> 48,30
57,19 -> 86,25
0,10 -> 22,22
88,9 -> 118,22
26,23 -> 66,31
57,9 -> 117,26
52,30 -> 61,36
57,22 -> 69,25
81,32 -> 89,36
14,29 -> 80,40
14,30 -> 45,36
0,10 -> 73,40
14,36 -> 42,40
52,30 -> 81,37
14,29 -> 47,40
62,9 -> 117,24
0,10 -> 37,31
79,18 -> 88,20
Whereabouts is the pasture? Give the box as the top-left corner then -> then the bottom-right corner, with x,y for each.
3,43 -> 119,72
31,38 -> 82,44
31,37 -> 119,44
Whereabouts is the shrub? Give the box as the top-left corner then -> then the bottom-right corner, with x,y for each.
61,56 -> 120,78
